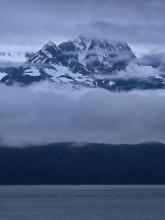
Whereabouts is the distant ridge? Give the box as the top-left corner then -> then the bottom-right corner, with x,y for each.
0,142 -> 165,185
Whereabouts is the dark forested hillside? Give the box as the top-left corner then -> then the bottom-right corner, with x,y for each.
0,142 -> 165,185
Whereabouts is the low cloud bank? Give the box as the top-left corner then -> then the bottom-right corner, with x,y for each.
0,83 -> 165,146
116,62 -> 160,79
139,52 -> 165,72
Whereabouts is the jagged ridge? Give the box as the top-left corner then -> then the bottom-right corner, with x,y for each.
1,34 -> 165,91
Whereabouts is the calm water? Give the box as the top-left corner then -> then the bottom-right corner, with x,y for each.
0,185 -> 165,220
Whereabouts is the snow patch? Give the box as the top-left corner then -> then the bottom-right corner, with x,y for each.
24,67 -> 41,77
0,72 -> 7,80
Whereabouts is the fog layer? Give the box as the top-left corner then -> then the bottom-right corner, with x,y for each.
0,83 -> 165,146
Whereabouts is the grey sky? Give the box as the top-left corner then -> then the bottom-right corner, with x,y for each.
0,0 -> 165,54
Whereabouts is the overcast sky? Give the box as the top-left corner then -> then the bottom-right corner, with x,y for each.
0,0 -> 165,55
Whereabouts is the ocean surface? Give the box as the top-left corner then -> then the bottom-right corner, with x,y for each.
0,185 -> 165,220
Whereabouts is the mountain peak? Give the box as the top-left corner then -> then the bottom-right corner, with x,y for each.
27,34 -> 135,74
43,41 -> 57,48
77,34 -> 93,40
27,41 -> 60,64
76,34 -> 97,44
75,34 -> 130,51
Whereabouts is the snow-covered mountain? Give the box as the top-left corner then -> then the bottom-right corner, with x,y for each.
0,35 -> 135,89
28,34 -> 135,74
0,35 -> 165,91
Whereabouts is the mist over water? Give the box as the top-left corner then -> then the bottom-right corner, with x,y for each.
0,83 -> 165,146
